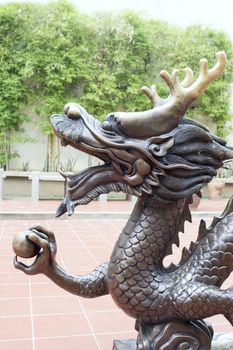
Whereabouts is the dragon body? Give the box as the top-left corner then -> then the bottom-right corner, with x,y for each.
14,51 -> 233,348
108,197 -> 233,325
63,195 -> 233,327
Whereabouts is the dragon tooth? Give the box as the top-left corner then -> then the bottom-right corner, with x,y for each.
133,188 -> 143,197
146,177 -> 159,186
142,184 -> 153,195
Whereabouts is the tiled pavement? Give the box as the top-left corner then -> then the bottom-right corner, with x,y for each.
0,198 -> 232,349
0,197 -> 228,215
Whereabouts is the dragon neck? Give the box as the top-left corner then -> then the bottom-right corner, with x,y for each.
110,197 -> 188,267
108,196 -> 191,321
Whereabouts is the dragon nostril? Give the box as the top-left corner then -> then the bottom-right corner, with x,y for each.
102,121 -> 113,131
120,164 -> 128,174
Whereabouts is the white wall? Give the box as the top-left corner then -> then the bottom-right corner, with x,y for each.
10,109 -> 94,172
10,117 -> 47,171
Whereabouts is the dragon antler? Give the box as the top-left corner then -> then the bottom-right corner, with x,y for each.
160,51 -> 226,104
141,67 -> 194,107
108,51 -> 227,138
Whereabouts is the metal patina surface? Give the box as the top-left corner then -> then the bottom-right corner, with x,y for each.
14,51 -> 233,349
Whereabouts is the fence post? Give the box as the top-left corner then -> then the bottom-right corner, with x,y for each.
98,194 -> 108,202
130,195 -> 137,203
0,169 -> 4,200
31,171 -> 40,201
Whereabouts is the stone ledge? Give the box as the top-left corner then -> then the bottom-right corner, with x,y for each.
212,333 -> 233,349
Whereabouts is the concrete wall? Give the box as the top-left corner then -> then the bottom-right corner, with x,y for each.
0,171 -> 129,200
4,176 -> 31,198
1,171 -> 65,199
10,115 -> 47,171
1,169 -> 233,200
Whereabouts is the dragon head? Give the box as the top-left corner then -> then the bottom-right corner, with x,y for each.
51,52 -> 233,217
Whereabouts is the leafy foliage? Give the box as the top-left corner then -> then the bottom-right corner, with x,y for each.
0,1 -> 233,169
0,3 -> 31,168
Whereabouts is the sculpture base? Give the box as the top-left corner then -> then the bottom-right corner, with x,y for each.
113,334 -> 233,350
113,319 -> 213,350
113,339 -> 136,350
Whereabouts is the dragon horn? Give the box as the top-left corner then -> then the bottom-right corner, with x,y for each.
108,52 -> 227,139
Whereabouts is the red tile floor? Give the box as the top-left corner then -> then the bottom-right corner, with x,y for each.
0,199 -> 232,349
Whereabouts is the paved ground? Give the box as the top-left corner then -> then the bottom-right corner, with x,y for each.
0,197 -> 229,219
0,198 -> 232,349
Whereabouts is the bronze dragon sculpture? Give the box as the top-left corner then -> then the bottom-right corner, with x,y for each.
14,51 -> 233,349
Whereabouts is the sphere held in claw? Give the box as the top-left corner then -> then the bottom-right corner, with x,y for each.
12,230 -> 40,258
